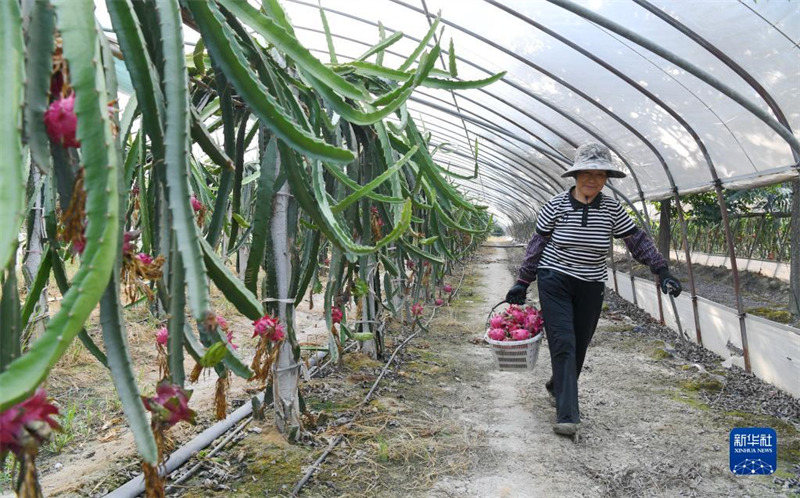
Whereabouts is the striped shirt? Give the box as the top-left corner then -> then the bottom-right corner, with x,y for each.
535,188 -> 636,282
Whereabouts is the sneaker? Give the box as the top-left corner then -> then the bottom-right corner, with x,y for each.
552,422 -> 579,436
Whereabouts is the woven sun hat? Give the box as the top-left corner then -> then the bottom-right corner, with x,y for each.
561,142 -> 626,179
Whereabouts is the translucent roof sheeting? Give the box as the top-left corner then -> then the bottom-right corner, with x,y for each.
293,0 -> 800,225
90,0 -> 800,225
274,0 -> 800,225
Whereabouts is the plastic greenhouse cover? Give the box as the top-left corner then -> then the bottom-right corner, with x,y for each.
97,0 -> 800,225
278,0 -> 799,225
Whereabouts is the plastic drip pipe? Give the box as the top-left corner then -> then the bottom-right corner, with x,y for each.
105,349 -> 330,498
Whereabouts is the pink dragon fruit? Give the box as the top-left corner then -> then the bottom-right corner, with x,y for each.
226,330 -> 238,350
44,94 -> 80,148
487,328 -> 506,341
510,328 -> 531,341
411,302 -> 424,316
190,194 -> 203,212
331,307 -> 343,324
271,323 -> 285,342
435,298 -> 444,306
136,253 -> 154,265
0,389 -> 60,458
216,314 -> 229,331
155,327 -> 168,346
510,309 -> 526,325
72,234 -> 86,255
524,312 -> 544,333
122,231 -> 138,254
142,382 -> 196,428
443,284 -> 453,294
252,314 -> 277,338
253,314 -> 284,342
489,315 -> 505,329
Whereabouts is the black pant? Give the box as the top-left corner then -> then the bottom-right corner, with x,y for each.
537,269 -> 605,423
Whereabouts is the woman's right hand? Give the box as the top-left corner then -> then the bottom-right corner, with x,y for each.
505,282 -> 529,304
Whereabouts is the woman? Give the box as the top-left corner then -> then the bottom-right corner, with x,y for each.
505,142 -> 682,437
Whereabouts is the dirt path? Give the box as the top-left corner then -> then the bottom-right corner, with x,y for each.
36,246 -> 796,496
426,246 -> 787,497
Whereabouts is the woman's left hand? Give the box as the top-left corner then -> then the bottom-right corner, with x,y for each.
658,269 -> 682,297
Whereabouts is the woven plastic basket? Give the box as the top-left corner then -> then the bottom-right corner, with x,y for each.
484,331 -> 542,371
484,301 -> 543,371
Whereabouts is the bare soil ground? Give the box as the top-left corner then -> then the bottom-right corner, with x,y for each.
1,275 -> 337,496
4,246 -> 799,496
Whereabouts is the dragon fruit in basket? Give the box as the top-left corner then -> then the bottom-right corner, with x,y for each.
487,328 -> 506,341
487,304 -> 544,341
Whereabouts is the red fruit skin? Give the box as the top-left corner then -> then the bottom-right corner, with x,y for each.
271,324 -> 285,342
331,307 -> 343,324
142,382 -> 196,428
44,95 -> 80,148
0,389 -> 60,458
190,194 -> 203,212
155,327 -> 168,346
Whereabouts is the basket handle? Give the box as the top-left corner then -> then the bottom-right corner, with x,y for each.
485,300 -> 507,330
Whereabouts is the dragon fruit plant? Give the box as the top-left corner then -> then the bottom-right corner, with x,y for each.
0,0 -> 495,493
250,313 -> 287,383
0,389 -> 60,496
487,305 -> 544,342
141,382 -> 196,494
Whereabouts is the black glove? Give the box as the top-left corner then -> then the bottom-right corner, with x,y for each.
505,282 -> 529,304
658,268 -> 682,297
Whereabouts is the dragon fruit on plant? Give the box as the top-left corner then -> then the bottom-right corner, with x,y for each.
271,323 -> 286,342
253,314 -> 285,342
0,389 -> 60,458
142,382 -> 196,428
136,253 -> 154,265
155,327 -> 168,346
331,306 -> 343,324
216,314 -> 229,331
226,331 -> 238,350
190,194 -> 203,212
44,94 -> 80,148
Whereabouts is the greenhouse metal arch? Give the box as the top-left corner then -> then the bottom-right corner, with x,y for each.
1,0 -> 799,495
